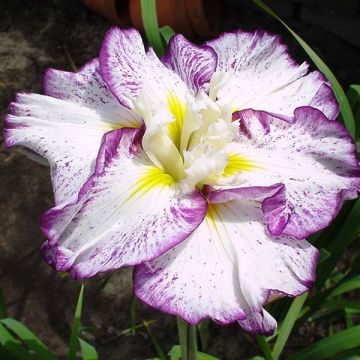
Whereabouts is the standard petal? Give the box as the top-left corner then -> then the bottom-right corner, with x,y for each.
208,107 -> 360,239
41,128 -> 207,279
99,27 -> 188,107
162,34 -> 217,93
206,30 -> 338,120
134,199 -> 318,334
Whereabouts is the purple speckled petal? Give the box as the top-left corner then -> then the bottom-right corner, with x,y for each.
99,28 -> 147,108
214,107 -> 360,239
162,34 -> 217,93
43,57 -> 140,119
99,27 -> 189,109
206,30 -> 338,120
134,199 -> 318,334
41,127 -> 207,279
204,183 -> 284,204
4,85 -> 141,205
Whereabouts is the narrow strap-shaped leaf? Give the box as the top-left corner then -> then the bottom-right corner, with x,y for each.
68,284 -> 85,360
272,293 -> 308,360
1,318 -> 58,360
289,325 -> 360,360
316,199 -> 360,287
143,320 -> 167,360
169,345 -> 220,360
79,338 -> 98,360
322,299 -> 360,311
256,336 -> 274,360
141,0 -> 165,56
0,288 -> 7,319
130,296 -> 137,335
252,0 -> 356,137
329,275 -> 360,298
0,323 -> 36,360
0,344 -> 12,360
197,319 -> 209,351
159,26 -> 175,44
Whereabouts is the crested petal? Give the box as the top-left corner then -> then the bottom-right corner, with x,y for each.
206,31 -> 338,120
134,199 -> 318,334
41,128 -> 207,279
162,34 -> 217,93
209,107 -> 360,239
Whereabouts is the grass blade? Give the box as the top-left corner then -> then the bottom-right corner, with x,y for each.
159,26 -> 175,44
197,319 -> 209,351
79,338 -> 98,360
289,325 -> 360,360
0,288 -> 7,319
316,199 -> 360,287
0,323 -> 36,360
130,296 -> 137,335
272,293 -> 308,360
252,0 -> 356,137
169,345 -> 220,360
328,276 -> 360,298
1,318 -> 58,360
143,320 -> 167,360
256,335 -> 274,360
68,284 -> 85,360
141,0 -> 165,56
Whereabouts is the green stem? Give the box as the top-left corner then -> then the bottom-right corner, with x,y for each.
177,318 -> 198,360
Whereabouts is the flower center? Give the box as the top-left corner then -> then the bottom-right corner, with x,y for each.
133,89 -> 258,193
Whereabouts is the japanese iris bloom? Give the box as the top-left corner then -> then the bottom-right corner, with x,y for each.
4,27 -> 360,335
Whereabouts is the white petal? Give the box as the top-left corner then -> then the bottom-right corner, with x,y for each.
207,31 -> 338,120
134,199 -> 318,334
41,128 -> 207,279
210,108 -> 360,238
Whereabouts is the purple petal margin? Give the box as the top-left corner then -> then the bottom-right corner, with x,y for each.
41,127 -> 208,279
162,34 -> 217,93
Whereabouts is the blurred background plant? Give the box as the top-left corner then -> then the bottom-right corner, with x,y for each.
0,0 -> 359,359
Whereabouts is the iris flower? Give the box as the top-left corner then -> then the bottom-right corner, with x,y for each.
4,28 -> 360,334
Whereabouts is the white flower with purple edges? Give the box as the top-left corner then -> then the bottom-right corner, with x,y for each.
4,28 -> 360,335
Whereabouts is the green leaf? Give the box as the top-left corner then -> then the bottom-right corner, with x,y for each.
318,248 -> 331,264
177,318 -> 198,360
289,325 -> 360,360
159,26 -> 175,44
272,293 -> 308,360
169,345 -> 220,360
347,85 -> 360,109
0,288 -> 7,319
130,297 -> 137,335
322,300 -> 360,312
316,199 -> 360,287
329,276 -> 360,298
143,320 -> 167,360
141,0 -> 165,56
0,344 -> 12,360
197,319 -> 209,351
1,318 -> 58,360
79,338 -> 98,360
256,336 -> 274,360
0,323 -> 36,360
252,0 -> 356,137
68,284 -> 85,360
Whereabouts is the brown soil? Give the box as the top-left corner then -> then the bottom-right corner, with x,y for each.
0,1 -> 359,359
